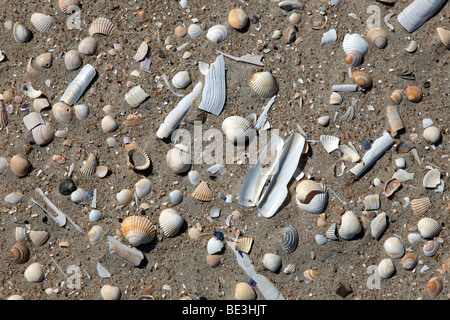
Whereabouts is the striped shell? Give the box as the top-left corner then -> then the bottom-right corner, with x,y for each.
10,154 -> 30,177
378,258 -> 395,279
383,237 -> 405,259
24,263 -> 45,283
121,216 -> 156,246
30,13 -> 54,32
31,122 -> 55,146
370,212 -> 387,239
192,181 -> 214,201
0,101 -> 7,128
400,252 -> 418,270
9,242 -> 30,264
280,226 -> 298,253
30,230 -> 49,246
436,27 -> 450,48
250,71 -> 279,98
166,148 -> 191,174
417,217 -> 441,239
101,115 -> 118,133
423,239 -> 439,257
303,269 -> 317,281
235,237 -> 253,254
88,17 -> 114,36
228,8 -> 249,30
338,211 -> 362,240
262,253 -> 282,272
126,147 -> 151,171
364,28 -> 388,49
36,53 -> 53,68
406,85 -> 423,103
171,71 -> 191,89
222,116 -> 255,145
78,37 -> 98,56
206,25 -> 228,43
125,85 -> 150,108
15,227 -> 27,242
234,282 -> 256,300
159,208 -> 184,237
411,197 -> 431,216
135,178 -> 152,198
343,33 -> 369,56
345,50 -> 364,67
326,223 -> 339,241
74,104 -> 89,120
426,277 -> 443,298
187,24 -> 203,39
352,71 -> 373,88
59,0 -> 80,13
65,50 -> 83,71
80,153 -> 98,176
88,225 -> 103,245
390,89 -> 402,104
52,102 -> 73,124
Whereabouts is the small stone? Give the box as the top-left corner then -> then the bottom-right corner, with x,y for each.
335,282 -> 352,298
58,178 -> 77,196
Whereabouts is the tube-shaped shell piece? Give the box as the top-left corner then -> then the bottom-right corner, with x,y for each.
234,282 -> 256,300
262,253 -> 282,272
121,216 -> 156,246
125,85 -> 150,108
159,208 -> 184,237
60,64 -> 97,106
386,104 -> 404,136
64,50 -> 83,71
397,0 -> 447,33
88,17 -> 114,36
228,9 -> 248,30
250,72 -> 279,98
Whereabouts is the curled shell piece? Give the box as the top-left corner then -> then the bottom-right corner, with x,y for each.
284,264 -> 296,274
135,178 -> 152,198
384,237 -> 405,259
59,0 -> 80,14
101,285 -> 121,300
74,104 -> 89,121
401,253 -> 418,270
326,223 -> 339,241
303,269 -> 317,281
321,28 -> 337,46
345,50 -> 364,67
234,282 -> 256,300
125,85 -> 150,108
101,115 -> 118,133
222,116 -> 255,145
121,216 -> 156,246
250,71 -> 279,98
410,197 -> 431,216
78,37 -> 98,56
24,263 -> 45,283
192,181 -> 214,201
13,22 -> 32,43
116,189 -> 133,206
52,102 -> 73,124
352,71 -> 373,88
10,154 -> 30,177
159,208 -> 184,237
127,147 -> 151,171
228,8 -> 249,30
188,24 -> 203,39
417,217 -> 441,239
65,50 -> 83,71
390,89 -> 402,104
280,226 -> 298,253
262,253 -> 282,272
423,126 -> 441,144
9,242 -> 30,264
88,17 -> 114,36
378,258 -> 395,279
370,212 -> 387,239
167,148 -> 191,174
436,27 -> 450,48
30,230 -> 49,246
88,225 -> 103,245
383,178 -> 401,197
364,28 -> 387,49
206,25 -> 228,43
31,13 -> 54,32
36,53 -> 53,68
423,239 -> 439,257
80,153 -> 98,176
406,85 -> 422,103
169,190 -> 183,205
172,71 -> 191,89
338,211 -> 362,240
426,277 -> 443,298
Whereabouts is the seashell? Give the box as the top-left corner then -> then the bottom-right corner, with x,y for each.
326,223 -> 339,241
101,285 -> 121,300
406,85 -> 422,103
250,72 -> 279,98
80,153 -> 98,176
384,237 -> 405,259
70,188 -> 89,204
284,25 -> 296,44
33,98 -> 50,112
343,33 -> 369,56
423,168 -> 441,188
89,209 -> 102,222
401,253 -> 418,270
262,253 -> 282,272
423,126 -> 441,144
125,85 -> 150,108
23,111 -> 44,131
169,190 -> 183,205
10,154 -> 30,177
207,237 -> 224,255
222,116 -> 255,145
121,216 -> 156,246
135,178 -> 152,198
307,14 -> 327,30
406,40 -> 418,53
303,269 -> 317,281
133,42 -> 149,62
30,13 -> 53,32
321,29 -> 337,46
167,148 -> 191,174
88,17 -> 114,36
364,194 -> 380,211
5,191 -> 24,204
88,225 -> 103,245
192,181 -> 214,201
101,115 -> 118,133
59,178 -> 76,195
197,55 -> 226,115
378,258 -> 395,279
411,197 -> 431,216
352,71 -> 373,88
159,208 -> 184,237
295,180 -> 328,214
74,104 -> 89,121
423,239 -> 439,257
206,25 -> 228,43
0,102 -> 7,128
60,63 -> 97,105
280,226 -> 298,253
127,147 -> 150,171
235,237 -> 253,254
174,26 -> 187,38
397,0 -> 447,33
95,165 -> 109,177
395,157 -> 406,168
13,22 -> 32,43
206,254 -> 222,267
329,92 -> 343,105
390,89 -> 402,104
417,217 -> 441,239
370,212 -> 387,239
116,189 -> 133,206
15,227 -> 27,242
234,282 -> 256,300
24,263 -> 45,283
171,71 -> 191,89
23,82 -> 42,99
383,178 -> 401,197
426,277 -> 443,298
188,170 -> 200,185
386,104 -> 405,136
338,211 -> 362,240
64,50 -> 83,71
318,116 -> 330,127
407,233 -> 421,245
52,102 -> 73,124
9,242 -> 30,264
107,234 -> 144,266
279,0 -> 304,11
78,37 -> 98,56
345,50 -> 364,67
364,28 -> 388,49
289,12 -> 302,25
187,24 -> 203,39
436,27 -> 450,48
36,53 -> 53,68
283,263 -> 296,274
315,234 -> 327,245
320,135 -> 340,153
228,8 -> 248,30
422,118 -> 434,129
29,230 -> 49,246
59,0 -> 80,14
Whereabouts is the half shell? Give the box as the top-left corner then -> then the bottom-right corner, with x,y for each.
343,33 -> 369,56
423,126 -> 441,144
262,253 -> 282,272
126,147 -> 151,171
116,189 -> 133,206
426,277 -> 443,298
88,225 -> 103,245
13,22 -> 32,43
279,226 -> 298,253
167,148 -> 191,174
295,180 -> 328,214
228,9 -> 248,30
187,24 -> 203,38
406,85 -> 422,103
24,263 -> 45,283
370,212 -> 387,239
30,13 -> 54,32
59,0 -> 80,14
192,181 -> 214,201
338,211 -> 362,240
10,154 -> 30,177
364,28 -> 387,49
135,178 -> 152,198
31,122 -> 54,146
410,197 -> 431,216
171,71 -> 191,89
345,50 -> 364,67
36,53 -> 53,68
121,216 -> 156,246
52,102 -> 73,124
401,253 -> 418,270
80,153 -> 98,176
88,17 -> 114,36
29,230 -> 49,246
206,25 -> 228,43
436,27 -> 450,48
78,37 -> 98,56
234,282 -> 256,300
320,135 -> 340,153
250,72 -> 279,98
159,208 -> 184,237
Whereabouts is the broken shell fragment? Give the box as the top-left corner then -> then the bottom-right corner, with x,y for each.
127,147 -> 151,171
159,208 -> 184,237
207,237 -> 224,255
383,178 -> 401,197
326,223 -> 339,241
423,168 -> 441,188
125,85 -> 150,108
436,27 -> 450,48
121,216 -> 156,246
60,63 -> 97,105
250,71 -> 279,98
31,122 -> 55,146
364,194 -> 380,211
386,105 -> 405,136
101,285 -> 121,300
235,237 -> 253,254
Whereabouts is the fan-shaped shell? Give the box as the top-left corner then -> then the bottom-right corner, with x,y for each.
121,216 -> 156,246
30,230 -> 49,246
234,282 -> 256,300
169,190 -> 183,205
31,122 -> 54,146
280,226 -> 298,253
303,269 -> 318,281
352,71 -> 373,88
88,17 -> 114,36
326,223 -> 339,241
59,0 -> 80,13
30,13 -> 54,32
88,225 -> 103,245
116,189 -> 133,206
222,116 -> 255,145
9,242 -> 30,264
101,115 -> 118,133
401,252 -> 418,270
423,126 -> 441,144
343,33 -> 369,55
235,237 -> 253,254
406,85 -> 422,103
52,102 -> 73,124
167,148 -> 191,174
188,24 -> 203,38
70,188 -> 88,204
135,178 -> 152,198
426,277 -> 443,298
10,154 -> 30,177
370,212 -> 387,239
250,71 -> 279,98
13,22 -> 32,43
418,217 -> 441,239
80,153 -> 98,176
78,37 -> 98,56
320,135 -> 340,153
411,197 -> 431,216
207,237 -> 224,254
36,53 -> 53,68
384,237 -> 405,259
378,258 -> 395,279
228,8 -> 248,30
390,89 -> 402,104
24,263 -> 45,283
74,104 -> 89,121
64,50 -> 83,71
126,147 -> 150,171
345,50 -> 364,67
171,71 -> 191,89
206,25 -> 228,43
338,211 -> 362,240
436,27 -> 450,48
159,208 -> 184,237
192,181 -> 214,201
364,28 -> 387,49
262,253 -> 282,272
423,239 -> 439,257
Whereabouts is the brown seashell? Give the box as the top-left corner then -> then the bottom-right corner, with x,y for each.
345,50 -> 364,67
284,25 -> 296,44
400,252 -> 418,270
29,230 -> 50,246
2,88 -> 14,104
383,178 -> 401,197
9,242 -> 30,264
10,154 -> 30,177
228,8 -> 248,30
352,71 -> 372,88
436,27 -> 450,48
406,85 -> 422,103
410,197 -> 431,216
121,216 -> 156,246
390,89 -> 402,104
426,277 -> 443,298
127,147 -> 151,171
235,237 -> 253,254
52,154 -> 66,164
123,114 -> 141,126
303,269 -> 317,281
88,17 -> 114,36
307,14 -> 327,30
36,53 -> 53,68
234,282 -> 256,300
206,254 -> 222,267
174,26 -> 187,38
364,28 -> 388,49
192,181 -> 214,201
0,101 -> 7,128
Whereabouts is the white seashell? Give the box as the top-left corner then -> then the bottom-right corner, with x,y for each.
197,55 -> 226,116
370,212 -> 387,239
60,64 -> 97,105
97,262 -> 110,278
279,1 -> 304,11
169,190 -> 183,205
338,211 -> 362,240
101,285 -> 121,300
321,29 -> 337,46
318,116 -> 330,126
101,115 -> 118,133
423,168 -> 441,188
88,17 -> 114,36
338,144 -> 361,163
329,92 -> 343,105
395,157 -> 406,168
64,50 -> 83,71
4,192 -> 24,204
70,188 -> 89,204
384,237 -> 405,259
222,116 -> 255,145
88,225 -> 103,245
35,53 -> 53,68
23,82 -> 42,99
15,227 -> 27,242
407,233 -> 421,245
392,169 -> 414,183
423,126 -> 441,144
30,13 -> 54,32
187,24 -> 203,38
74,104 -> 89,121
13,22 -> 32,43
116,189 -> 133,206
171,71 -> 191,89
166,148 -> 191,174
343,33 -> 369,56
24,263 -> 45,283
206,25 -> 228,43
188,170 -> 200,185
23,111 -> 45,131
332,84 -> 358,92
135,178 -> 152,198
422,118 -> 434,129
207,237 -> 224,254
262,253 -> 282,272
250,71 -> 279,98
417,217 -> 441,239
423,239 -> 439,257
52,102 -> 73,124
320,135 -> 340,153
406,40 -> 418,53
133,42 -> 149,62
78,37 -> 98,56
89,209 -> 102,222
378,258 -> 395,279
364,28 -> 388,49
159,208 -> 184,237
315,234 -> 327,245
397,0 -> 447,33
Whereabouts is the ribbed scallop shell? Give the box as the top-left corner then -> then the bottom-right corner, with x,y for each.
320,135 -> 340,153
10,154 -> 30,177
59,0 -> 80,13
30,230 -> 49,246
88,17 -> 114,36
262,253 -> 282,272
235,237 -> 253,254
188,24 -> 203,38
192,181 -> 214,201
30,13 -> 54,32
159,208 -> 184,237
80,153 -> 98,176
390,89 -> 402,104
370,212 -> 387,239
167,148 -> 191,174
384,237 -> 405,259
423,239 -> 439,257
52,102 -> 73,124
126,147 -> 150,171
280,226 -> 298,253
378,258 -> 395,279
13,22 -> 32,43
406,85 -> 422,103
423,127 -> 441,144
78,37 -> 98,56
121,216 -> 156,246
135,178 -> 152,198
352,71 -> 373,88
401,252 -> 418,270
411,197 -> 431,216
296,183 -> 328,215
206,25 -> 228,43
171,71 -> 191,89
418,217 -> 441,239
31,122 -> 54,146
36,53 -> 52,68
364,28 -> 387,49
88,225 -> 103,245
65,50 -> 83,71
338,211 -> 362,240
24,263 -> 45,283
250,71 -> 279,98
0,102 -> 7,128
426,277 -> 443,298
436,27 -> 450,48
326,223 -> 339,241
228,8 -> 248,30
222,116 -> 255,145
345,50 -> 364,67
9,242 -> 30,264
234,282 -> 256,300
303,269 -> 318,281
343,33 -> 369,55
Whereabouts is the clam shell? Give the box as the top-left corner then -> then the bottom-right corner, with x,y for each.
31,13 -> 53,32
320,135 -> 340,153
407,233 -> 421,245
352,71 -> 373,88
171,71 -> 191,89
10,154 -> 30,177
88,225 -> 103,245
378,258 -> 395,279
235,237 -> 253,254
315,234 -> 327,245
188,170 -> 200,185
59,0 -> 80,14
326,223 -> 339,241
343,33 -> 369,56
159,208 -> 184,237
101,285 -> 121,300
370,212 -> 387,239
127,147 -> 150,171
345,50 -> 364,67
401,252 -> 418,270
390,89 -> 402,104
192,181 -> 214,201
384,237 -> 405,259
417,217 -> 441,239
329,92 -> 343,105
9,242 -> 30,264
289,12 -> 302,25
78,37 -> 98,56
36,53 -> 53,68
410,197 -> 431,216
364,194 -> 380,211
133,42 -> 149,62
70,188 -> 89,204
206,254 -> 222,267
116,189 -> 133,206
101,115 -> 118,133
436,27 -> 450,48
406,85 -> 422,103
121,216 -> 156,246
262,253 -> 282,272
338,211 -> 362,240
89,209 -> 102,222
188,24 -> 203,38
125,85 -> 150,108
321,28 -> 337,46
74,104 -> 89,121
228,8 -> 248,30
426,277 -> 443,298
52,102 -> 73,124
88,17 -> 114,36
364,28 -> 387,49
284,25 -> 296,44
423,239 -> 439,257
303,269 -> 318,281
174,26 -> 187,38
206,25 -> 228,43
13,22 -> 32,43
280,226 -> 298,253
15,227 -> 27,242
207,237 -> 224,254
167,148 -> 191,174
222,116 -> 255,145
24,263 -> 45,283
31,122 -> 54,146
318,116 -> 330,126
135,178 -> 152,198
4,191 -> 24,204
423,126 -> 441,144
405,40 -> 418,53
423,168 -> 441,188
65,50 -> 83,71
169,190 -> 183,205
250,71 -> 279,98
234,282 -> 256,300
30,230 -> 49,246
80,153 -> 98,176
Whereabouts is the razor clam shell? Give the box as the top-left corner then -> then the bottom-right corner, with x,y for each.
397,0 -> 447,33
280,226 -> 298,253
197,54 -> 226,116
386,105 -> 405,136
107,233 -> 144,267
321,29 -> 337,46
32,188 -> 66,227
331,84 -> 358,92
60,64 -> 96,105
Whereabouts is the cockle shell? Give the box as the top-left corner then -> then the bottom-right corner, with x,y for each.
125,85 -> 150,108
407,233 -> 421,245
206,25 -> 228,43
174,26 -> 187,38
89,209 -> 102,222
167,148 -> 191,174
13,22 -> 32,43
188,24 -> 203,38
222,116 -> 255,145
70,188 -> 88,204
24,263 -> 45,283
228,9 -> 248,30
378,258 -> 395,279
390,89 -> 402,104
30,230 -> 49,246
423,239 -> 439,257
401,253 -> 418,270
280,226 -> 298,253
64,50 -> 83,71
80,153 -> 98,176
411,197 -> 431,216
250,72 -> 279,98
0,102 -> 7,128
31,122 -> 54,146
101,285 -> 121,300
121,216 -> 156,246
36,53 -> 53,68
101,115 -> 118,133
384,237 -> 405,259
88,17 -> 114,36
10,154 -> 30,177
30,13 -> 54,32
364,28 -> 388,49
235,237 -> 253,254
326,223 -> 339,241
329,92 -> 343,105
345,50 -> 364,67
426,277 -> 443,298
172,71 -> 191,89
234,282 -> 256,300
52,102 -> 73,124
207,237 -> 224,254
423,126 -> 441,144
116,189 -> 133,206
262,253 -> 282,272
352,71 -> 373,88
78,37 -> 98,56
417,217 -> 441,239
370,212 -> 387,239
59,0 -> 80,14
406,85 -> 422,103
343,33 -> 369,56
9,242 -> 30,264
74,104 -> 89,121
338,211 -> 362,240
135,178 -> 152,198
192,181 -> 214,201
88,225 -> 103,245
303,269 -> 318,281
436,27 -> 450,48
127,147 -> 151,171
320,135 -> 340,153
295,180 -> 328,214
159,208 -> 184,237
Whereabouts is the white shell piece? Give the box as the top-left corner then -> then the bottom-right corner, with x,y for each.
23,112 -> 45,131
392,169 -> 415,182
407,233 -> 421,245
422,118 -> 434,128
60,64 -> 96,105
159,208 -> 184,237
4,192 -> 24,204
30,13 -> 54,32
125,85 -> 150,108
423,168 -> 441,188
321,29 -> 337,46
97,262 -> 111,278
206,25 -> 228,43
370,212 -> 387,239
23,83 -> 42,99
338,211 -> 362,240
70,188 -> 89,205
107,233 -> 144,266
262,253 -> 282,272
315,234 -> 327,245
338,144 -> 361,162
397,0 -> 447,33
207,237 -> 224,254
364,194 -> 380,211
188,170 -> 200,185
197,55 -> 226,116
320,135 -> 340,153
171,71 -> 191,89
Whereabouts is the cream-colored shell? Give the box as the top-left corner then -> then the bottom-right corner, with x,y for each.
338,211 -> 362,240
159,208 -> 184,237
30,230 -> 49,246
383,237 -> 405,259
166,148 -> 191,174
116,189 -> 133,206
101,284 -> 121,300
135,178 -> 152,198
262,253 -> 282,272
30,13 -> 54,32
36,53 -> 53,68
423,126 -> 441,144
24,262 -> 45,283
88,225 -> 103,245
121,216 -> 156,246
171,71 -> 191,89
78,37 -> 98,56
228,8 -> 248,30
101,115 -> 118,133
206,25 -> 228,43
378,258 -> 395,279
250,71 -> 279,98
234,282 -> 256,300
364,28 -> 387,49
436,27 -> 450,48
417,217 -> 441,239
64,50 -> 83,71
52,102 -> 73,124
221,116 -> 254,145
10,154 -> 30,177
88,17 -> 114,36
192,181 -> 214,201
80,153 -> 98,176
